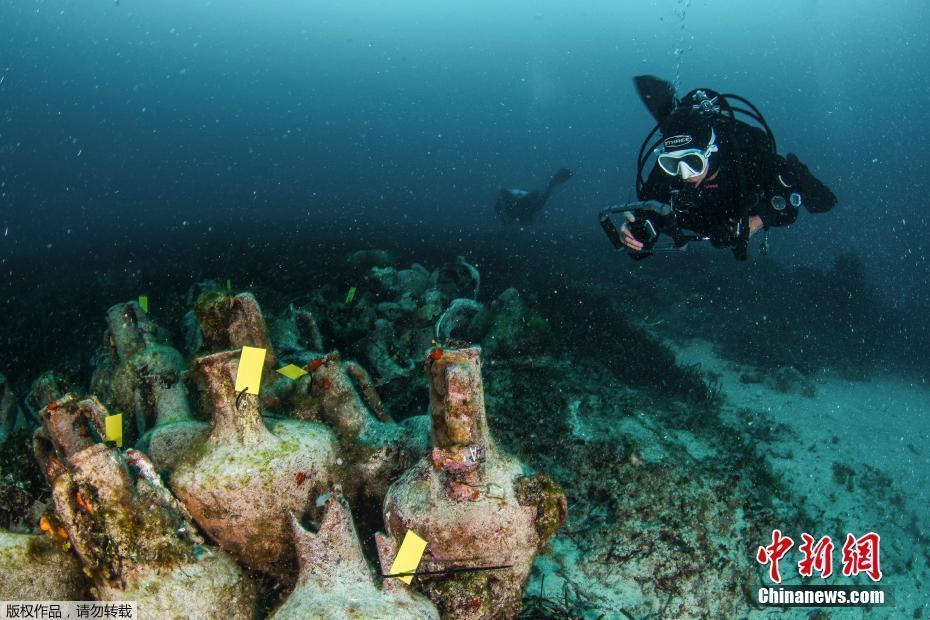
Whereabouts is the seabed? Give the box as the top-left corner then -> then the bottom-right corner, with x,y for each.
1,245 -> 927,619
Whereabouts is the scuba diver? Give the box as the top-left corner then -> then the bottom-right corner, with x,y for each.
599,75 -> 836,260
495,168 -> 573,224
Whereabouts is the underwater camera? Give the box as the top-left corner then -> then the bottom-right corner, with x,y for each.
598,200 -> 705,260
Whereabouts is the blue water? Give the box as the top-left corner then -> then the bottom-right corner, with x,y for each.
1,1 -> 929,616
2,1 -> 927,292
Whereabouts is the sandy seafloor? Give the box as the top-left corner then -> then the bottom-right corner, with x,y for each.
3,232 -> 927,618
528,335 -> 930,619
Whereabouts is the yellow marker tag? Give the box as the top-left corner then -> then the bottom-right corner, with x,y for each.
105,413 -> 123,448
235,346 -> 267,395
138,295 -> 149,313
277,364 -> 308,380
389,530 -> 427,584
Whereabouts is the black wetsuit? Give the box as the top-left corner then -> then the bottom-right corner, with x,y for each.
639,121 -> 835,249
496,168 -> 573,224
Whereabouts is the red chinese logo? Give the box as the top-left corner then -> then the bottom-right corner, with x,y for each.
756,529 -> 794,584
757,530 -> 882,583
798,533 -> 834,578
841,532 -> 882,582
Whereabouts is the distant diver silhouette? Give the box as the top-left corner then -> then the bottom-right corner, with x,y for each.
495,168 -> 573,224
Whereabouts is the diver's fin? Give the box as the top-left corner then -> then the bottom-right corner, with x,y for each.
548,167 -> 572,188
634,75 -> 678,124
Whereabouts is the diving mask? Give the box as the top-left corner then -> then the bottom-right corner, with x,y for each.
656,128 -> 719,180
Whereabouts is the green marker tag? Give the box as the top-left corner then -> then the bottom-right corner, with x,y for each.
345,286 -> 357,304
227,279 -> 232,290
138,295 -> 149,313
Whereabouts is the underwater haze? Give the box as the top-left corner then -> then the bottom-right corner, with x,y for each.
2,0 -> 930,618
2,1 -> 929,280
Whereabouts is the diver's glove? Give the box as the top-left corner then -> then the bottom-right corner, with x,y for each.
598,200 -> 675,257
622,200 -> 679,250
783,153 -> 837,213
629,200 -> 676,230
623,212 -> 659,249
